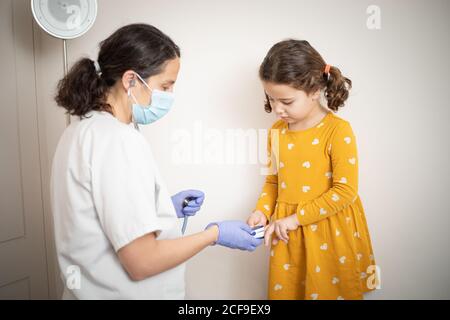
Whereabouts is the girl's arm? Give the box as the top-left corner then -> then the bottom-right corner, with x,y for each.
118,226 -> 219,281
295,121 -> 359,226
254,126 -> 280,220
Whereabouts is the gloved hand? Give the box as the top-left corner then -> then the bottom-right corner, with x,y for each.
205,220 -> 263,251
171,189 -> 205,218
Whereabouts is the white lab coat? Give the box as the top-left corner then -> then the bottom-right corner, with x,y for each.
50,111 -> 185,299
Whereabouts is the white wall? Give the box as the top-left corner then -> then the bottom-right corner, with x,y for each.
36,0 -> 450,299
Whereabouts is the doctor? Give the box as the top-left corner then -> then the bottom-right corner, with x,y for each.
51,23 -> 262,299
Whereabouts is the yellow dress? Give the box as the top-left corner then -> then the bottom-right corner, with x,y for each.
255,112 -> 377,300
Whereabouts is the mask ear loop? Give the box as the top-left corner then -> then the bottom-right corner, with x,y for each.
128,79 -> 140,131
133,71 -> 154,109
134,72 -> 153,93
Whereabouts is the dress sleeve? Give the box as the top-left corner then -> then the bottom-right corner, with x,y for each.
254,126 -> 280,221
91,129 -> 175,252
295,121 -> 359,226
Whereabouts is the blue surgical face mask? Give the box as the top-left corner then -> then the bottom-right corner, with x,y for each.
128,72 -> 175,125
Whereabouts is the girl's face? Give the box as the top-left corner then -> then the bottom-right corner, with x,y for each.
262,81 -> 321,123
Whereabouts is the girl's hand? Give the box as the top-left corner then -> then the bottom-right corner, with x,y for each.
264,214 -> 300,246
246,210 -> 268,228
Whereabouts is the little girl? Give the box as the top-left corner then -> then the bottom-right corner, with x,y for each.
247,40 -> 377,300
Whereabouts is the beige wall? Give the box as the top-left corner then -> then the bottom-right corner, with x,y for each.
6,0 -> 450,299
0,0 -> 53,299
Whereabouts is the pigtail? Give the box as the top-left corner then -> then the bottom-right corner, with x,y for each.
55,58 -> 110,117
324,65 -> 352,112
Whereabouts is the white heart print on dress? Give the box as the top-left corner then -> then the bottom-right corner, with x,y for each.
320,243 -> 328,250
283,264 -> 290,271
344,137 -> 351,144
263,205 -> 270,211
302,161 -> 311,168
339,256 -> 346,264
315,265 -> 321,273
319,208 -> 327,215
302,186 -> 311,193
288,143 -> 294,150
325,172 -> 332,179
281,182 -> 287,189
348,157 -> 356,165
331,194 -> 340,202
274,284 -> 282,291
312,138 -> 319,145
339,177 -> 347,184
332,277 -> 340,285
310,224 -> 318,232
311,293 -> 319,300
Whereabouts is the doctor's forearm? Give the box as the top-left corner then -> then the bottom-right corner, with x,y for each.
152,226 -> 219,272
118,226 -> 219,281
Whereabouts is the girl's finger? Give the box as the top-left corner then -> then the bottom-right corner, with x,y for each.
280,224 -> 289,242
275,224 -> 285,243
247,216 -> 258,227
264,225 -> 273,247
272,236 -> 279,246
278,223 -> 289,243
264,223 -> 275,246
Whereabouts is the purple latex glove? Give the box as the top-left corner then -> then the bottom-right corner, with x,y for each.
171,189 -> 205,218
205,220 -> 263,251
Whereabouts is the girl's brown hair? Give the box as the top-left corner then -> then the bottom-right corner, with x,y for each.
259,39 -> 352,112
55,24 -> 180,118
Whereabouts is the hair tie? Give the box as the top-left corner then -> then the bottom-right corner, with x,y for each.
93,60 -> 102,76
323,64 -> 331,81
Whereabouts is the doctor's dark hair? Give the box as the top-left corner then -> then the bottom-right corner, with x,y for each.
55,23 -> 180,117
259,39 -> 352,112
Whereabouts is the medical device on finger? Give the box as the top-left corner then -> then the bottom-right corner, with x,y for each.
252,226 -> 265,239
